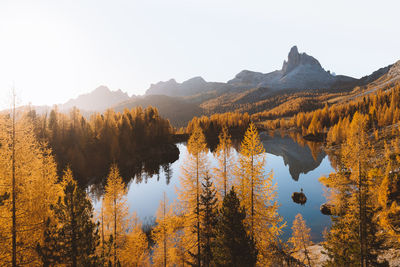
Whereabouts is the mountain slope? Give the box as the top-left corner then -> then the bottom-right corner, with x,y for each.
112,95 -> 203,127
61,85 -> 130,111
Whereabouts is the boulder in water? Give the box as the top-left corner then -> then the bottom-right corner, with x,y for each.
291,189 -> 307,205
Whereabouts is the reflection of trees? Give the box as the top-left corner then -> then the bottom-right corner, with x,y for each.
88,153 -> 177,200
162,164 -> 173,185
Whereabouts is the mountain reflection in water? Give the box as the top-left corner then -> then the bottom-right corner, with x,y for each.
260,132 -> 325,181
92,133 -> 333,242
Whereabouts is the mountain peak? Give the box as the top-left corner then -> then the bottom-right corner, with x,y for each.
282,46 -> 322,75
62,86 -> 130,111
93,85 -> 111,94
289,45 -> 299,56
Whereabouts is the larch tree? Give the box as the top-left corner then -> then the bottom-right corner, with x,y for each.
168,211 -> 191,266
320,112 -> 385,266
0,108 -> 60,266
102,164 -> 129,266
119,214 -> 150,267
177,123 -> 208,266
213,125 -> 234,201
289,213 -> 312,267
234,122 -> 283,265
152,192 -> 174,267
377,139 -> 400,244
36,168 -> 99,266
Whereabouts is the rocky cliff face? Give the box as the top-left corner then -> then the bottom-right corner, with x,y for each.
228,45 -> 355,90
281,45 -> 322,75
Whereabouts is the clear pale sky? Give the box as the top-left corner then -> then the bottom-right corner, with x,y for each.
0,0 -> 399,109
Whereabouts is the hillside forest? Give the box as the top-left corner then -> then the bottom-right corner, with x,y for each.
0,82 -> 400,266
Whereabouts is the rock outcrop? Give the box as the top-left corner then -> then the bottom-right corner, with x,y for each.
229,45 -> 356,90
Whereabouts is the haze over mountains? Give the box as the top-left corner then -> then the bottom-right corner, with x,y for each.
14,46 -> 400,126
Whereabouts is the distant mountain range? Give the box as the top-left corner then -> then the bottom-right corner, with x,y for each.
146,46 -> 359,97
9,46 -> 400,127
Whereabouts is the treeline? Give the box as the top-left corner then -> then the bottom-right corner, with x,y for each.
262,83 -> 400,145
184,112 -> 251,149
25,106 -> 176,185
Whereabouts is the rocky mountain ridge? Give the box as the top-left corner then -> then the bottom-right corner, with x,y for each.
146,46 -> 361,97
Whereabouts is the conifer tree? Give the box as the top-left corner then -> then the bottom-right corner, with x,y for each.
102,164 -> 129,266
178,123 -> 208,265
289,213 -> 312,266
168,213 -> 191,266
119,214 -> 150,266
235,122 -> 282,265
212,187 -> 257,267
199,174 -> 218,267
0,109 -> 60,265
213,125 -> 234,201
36,168 -> 99,266
152,192 -> 174,267
377,139 -> 400,244
321,112 -> 386,266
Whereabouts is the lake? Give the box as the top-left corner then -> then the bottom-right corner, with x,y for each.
94,133 -> 334,243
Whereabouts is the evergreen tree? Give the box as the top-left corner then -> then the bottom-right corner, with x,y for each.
36,168 -> 99,266
212,187 -> 257,267
199,174 -> 218,267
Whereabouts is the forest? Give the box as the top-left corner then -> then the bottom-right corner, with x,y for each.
0,84 -> 399,266
25,106 -> 178,186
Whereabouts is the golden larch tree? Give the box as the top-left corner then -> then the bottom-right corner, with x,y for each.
152,192 -> 175,267
119,213 -> 150,267
102,164 -> 129,266
289,213 -> 313,266
213,125 -> 234,201
377,139 -> 400,244
0,112 -> 60,266
177,123 -> 208,265
234,122 -> 283,266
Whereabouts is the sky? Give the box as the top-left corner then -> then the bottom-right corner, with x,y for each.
0,0 -> 399,109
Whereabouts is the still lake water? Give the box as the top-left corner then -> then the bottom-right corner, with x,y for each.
95,134 -> 334,243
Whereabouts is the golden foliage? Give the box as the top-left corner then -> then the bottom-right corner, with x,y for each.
0,115 -> 60,265
102,164 -> 129,265
213,125 -> 234,201
235,122 -> 283,266
177,123 -> 209,261
289,213 -> 312,266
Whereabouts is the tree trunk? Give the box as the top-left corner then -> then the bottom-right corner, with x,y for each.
196,155 -> 201,267
11,89 -> 17,267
